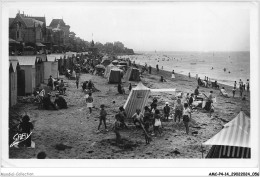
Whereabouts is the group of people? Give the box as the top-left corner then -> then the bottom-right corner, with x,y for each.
42,93 -> 68,110
48,75 -> 66,95
232,79 -> 250,98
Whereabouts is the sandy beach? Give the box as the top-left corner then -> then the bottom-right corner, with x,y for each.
9,66 -> 250,159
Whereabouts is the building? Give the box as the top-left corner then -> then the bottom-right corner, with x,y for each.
9,12 -> 46,55
49,19 -> 70,51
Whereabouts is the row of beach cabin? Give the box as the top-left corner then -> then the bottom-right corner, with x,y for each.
9,53 -> 80,107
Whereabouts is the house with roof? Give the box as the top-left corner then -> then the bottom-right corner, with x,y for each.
9,12 -> 46,55
48,19 -> 70,51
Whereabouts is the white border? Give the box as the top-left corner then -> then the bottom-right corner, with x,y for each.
1,1 -> 259,176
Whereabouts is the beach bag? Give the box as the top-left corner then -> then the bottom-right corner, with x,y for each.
154,119 -> 161,126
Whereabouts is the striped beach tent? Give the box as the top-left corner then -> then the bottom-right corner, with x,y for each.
124,82 -> 151,119
203,111 -> 250,158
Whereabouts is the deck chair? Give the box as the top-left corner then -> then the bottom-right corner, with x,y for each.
219,89 -> 229,98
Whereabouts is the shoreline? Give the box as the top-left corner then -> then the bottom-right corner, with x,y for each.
127,51 -> 250,88
136,64 -> 237,94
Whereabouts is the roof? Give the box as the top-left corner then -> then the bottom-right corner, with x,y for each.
30,16 -> 46,24
49,19 -> 66,27
36,54 -> 47,62
203,111 -> 250,148
47,55 -> 63,62
16,56 -> 36,66
65,52 -> 77,58
133,82 -> 150,91
22,18 -> 43,28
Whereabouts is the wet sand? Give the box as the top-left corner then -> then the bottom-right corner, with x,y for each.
9,66 -> 250,159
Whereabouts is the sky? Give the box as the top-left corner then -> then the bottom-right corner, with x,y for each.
7,2 -> 250,52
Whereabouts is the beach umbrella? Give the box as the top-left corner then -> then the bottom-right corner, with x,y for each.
9,38 -> 20,44
112,60 -> 119,65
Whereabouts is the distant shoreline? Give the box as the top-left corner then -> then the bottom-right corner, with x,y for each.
135,63 -> 235,92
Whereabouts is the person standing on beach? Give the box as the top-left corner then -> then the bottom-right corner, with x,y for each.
153,109 -> 162,136
118,106 -> 128,129
232,87 -> 236,97
204,91 -> 214,111
174,99 -> 183,122
188,73 -> 191,78
246,79 -> 250,92
86,92 -> 94,114
239,85 -> 243,97
156,64 -> 159,73
171,70 -> 175,79
97,104 -> 108,132
239,79 -> 243,89
113,114 -> 122,144
129,83 -> 132,91
148,65 -> 152,74
163,102 -> 170,121
183,103 -> 191,135
234,81 -> 237,88
47,75 -> 53,90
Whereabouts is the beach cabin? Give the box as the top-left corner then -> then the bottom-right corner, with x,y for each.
35,54 -> 47,86
108,68 -> 123,84
47,55 -> 60,78
16,56 -> 37,95
42,55 -> 59,83
9,57 -> 19,106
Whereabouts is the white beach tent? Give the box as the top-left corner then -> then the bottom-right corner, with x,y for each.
123,82 -> 176,118
203,111 -> 250,158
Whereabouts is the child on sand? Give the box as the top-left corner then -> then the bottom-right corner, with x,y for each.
86,92 -> 94,114
113,114 -> 122,144
154,109 -> 162,136
232,87 -> 236,97
183,103 -> 191,135
97,104 -> 108,132
132,109 -> 144,127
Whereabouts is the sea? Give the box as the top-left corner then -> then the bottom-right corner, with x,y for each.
124,51 -> 250,87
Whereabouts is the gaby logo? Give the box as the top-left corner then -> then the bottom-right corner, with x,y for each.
10,132 -> 32,147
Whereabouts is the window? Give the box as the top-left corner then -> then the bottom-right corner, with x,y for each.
16,31 -> 19,39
